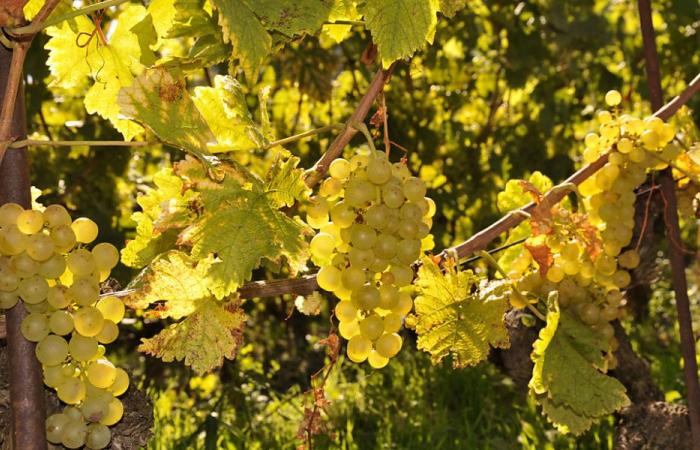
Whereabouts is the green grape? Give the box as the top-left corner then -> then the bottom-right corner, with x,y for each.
0,224 -> 29,255
10,252 -> 39,276
49,310 -> 74,336
96,320 -> 119,344
86,423 -> 111,449
307,197 -> 329,220
393,291 -> 413,315
91,243 -> 119,270
48,285 -> 71,309
99,398 -> 123,426
36,334 -> 69,366
345,179 -> 374,208
579,304 -> 600,325
389,266 -> 413,287
611,270 -> 631,288
74,306 -> 105,337
64,405 -> 83,421
25,300 -> 50,314
397,220 -> 418,240
310,233 -> 336,262
67,249 -> 96,277
618,249 -> 640,269
375,333 -> 402,358
46,413 -> 69,444
16,210 -> 45,235
109,368 -> 129,396
349,153 -> 370,170
365,204 -> 389,230
378,284 -> 399,309
396,239 -> 420,265
392,163 -> 411,181
72,218 -> 99,244
39,253 -> 67,279
51,225 -> 77,252
383,312 -> 402,333
0,269 -> 19,292
0,290 -> 18,309
96,295 -> 125,323
44,364 -> 65,388
81,395 -> 109,422
0,203 -> 23,227
329,201 -> 356,228
373,234 -> 398,260
335,301 -> 357,322
43,204 -> 72,228
67,277 -> 100,306
605,90 -> 622,106
329,158 -> 351,180
351,284 -> 380,310
359,314 -> 384,340
350,224 -> 377,250
69,334 -> 99,361
21,313 -> 49,341
640,129 -> 660,149
340,266 -> 365,291
381,183 -> 404,209
338,320 -> 360,339
366,157 -> 392,185
601,305 -> 619,322
57,377 -> 87,405
61,419 -> 88,449
316,265 -> 342,292
87,360 -> 117,389
399,203 -> 423,222
403,177 -> 427,203
346,335 -> 372,362
26,233 -> 55,261
18,275 -> 49,304
348,247 -> 374,268
367,350 -> 389,369
595,255 -> 617,276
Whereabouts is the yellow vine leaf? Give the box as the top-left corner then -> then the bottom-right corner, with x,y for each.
413,256 -> 510,368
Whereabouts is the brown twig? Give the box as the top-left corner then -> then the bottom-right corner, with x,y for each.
637,1 -> 700,448
304,64 -> 396,188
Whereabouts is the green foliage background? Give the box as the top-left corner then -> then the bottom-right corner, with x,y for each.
18,0 -> 700,447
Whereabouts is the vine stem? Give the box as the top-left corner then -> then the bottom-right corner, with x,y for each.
637,0 -> 700,446
7,0 -> 129,37
304,64 -> 396,188
262,123 -> 343,150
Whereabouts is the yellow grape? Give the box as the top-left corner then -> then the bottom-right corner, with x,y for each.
47,285 -> 71,309
18,275 -> 49,304
109,368 -> 129,396
375,333 -> 402,358
57,378 -> 86,404
69,334 -> 98,361
96,320 -> 119,344
96,295 -> 125,323
91,243 -> 119,270
86,360 -> 117,389
99,398 -> 123,426
43,205 -> 72,228
67,249 -> 96,277
335,301 -> 358,322
0,203 -> 23,227
39,254 -> 67,279
26,233 -> 55,261
316,265 -> 342,292
49,310 -> 74,336
71,218 -> 99,244
339,320 -> 360,339
51,225 -> 77,253
359,314 -> 384,340
346,335 -> 372,362
16,210 -> 44,235
36,334 -> 69,366
74,306 -> 105,337
46,413 -> 69,444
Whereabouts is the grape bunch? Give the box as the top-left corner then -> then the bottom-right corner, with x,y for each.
307,149 -> 434,368
0,203 -> 127,449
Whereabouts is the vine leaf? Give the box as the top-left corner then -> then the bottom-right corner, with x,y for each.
265,155 -> 310,208
323,0 -> 360,43
412,256 -> 510,368
124,251 -> 212,320
139,299 -> 246,374
211,0 -> 272,82
246,0 -> 333,37
45,4 -> 149,140
121,167 -> 195,269
192,75 -> 267,153
359,0 -> 439,67
530,300 -> 630,435
117,68 -> 218,165
175,158 -> 311,299
438,0 -> 467,18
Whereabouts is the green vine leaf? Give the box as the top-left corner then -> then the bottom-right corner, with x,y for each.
265,155 -> 310,208
139,299 -> 246,374
412,256 -> 510,368
529,300 -> 630,435
359,0 -> 439,67
117,68 -> 218,165
211,0 -> 272,82
438,0 -> 467,18
246,0 -> 333,37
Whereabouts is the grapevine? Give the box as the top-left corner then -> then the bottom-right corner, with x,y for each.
0,203 -> 127,449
